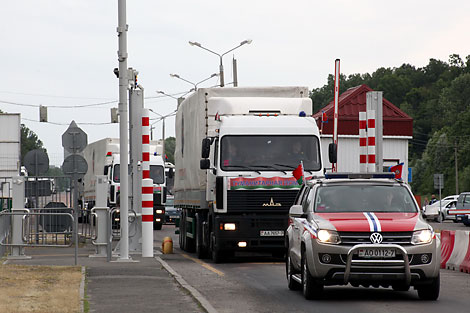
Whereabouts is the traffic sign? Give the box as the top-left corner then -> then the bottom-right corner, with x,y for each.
24,149 -> 49,176
62,154 -> 88,177
434,174 -> 444,189
62,121 -> 88,154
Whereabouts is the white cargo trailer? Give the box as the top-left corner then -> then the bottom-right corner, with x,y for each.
175,87 -> 327,261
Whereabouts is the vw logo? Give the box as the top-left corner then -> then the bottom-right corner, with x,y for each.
370,232 -> 383,244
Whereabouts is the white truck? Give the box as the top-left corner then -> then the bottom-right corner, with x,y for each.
175,87 -> 327,262
82,138 -> 167,230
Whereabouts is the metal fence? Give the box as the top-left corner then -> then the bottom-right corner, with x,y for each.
0,176 -> 98,252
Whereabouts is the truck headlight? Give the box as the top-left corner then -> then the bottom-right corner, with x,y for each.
317,229 -> 341,244
411,229 -> 433,245
222,223 -> 236,231
156,209 -> 164,214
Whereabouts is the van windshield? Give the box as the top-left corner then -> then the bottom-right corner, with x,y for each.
113,164 -> 164,185
314,185 -> 418,213
220,135 -> 321,172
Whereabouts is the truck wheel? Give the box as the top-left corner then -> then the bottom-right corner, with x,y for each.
417,273 -> 440,300
286,251 -> 301,290
195,213 -> 208,259
210,233 -> 224,263
301,252 -> 323,299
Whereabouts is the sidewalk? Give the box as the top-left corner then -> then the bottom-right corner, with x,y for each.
4,241 -> 205,313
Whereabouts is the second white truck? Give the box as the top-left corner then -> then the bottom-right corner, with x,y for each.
82,138 -> 168,230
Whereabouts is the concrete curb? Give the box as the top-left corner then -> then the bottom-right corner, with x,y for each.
80,266 -> 86,313
156,256 -> 218,313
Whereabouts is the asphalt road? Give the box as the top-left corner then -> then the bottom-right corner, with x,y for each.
157,223 -> 470,313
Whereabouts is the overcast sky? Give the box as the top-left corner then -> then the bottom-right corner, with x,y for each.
1,0 -> 469,166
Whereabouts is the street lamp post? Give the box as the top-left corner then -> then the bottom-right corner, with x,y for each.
169,73 -> 218,91
188,40 -> 252,87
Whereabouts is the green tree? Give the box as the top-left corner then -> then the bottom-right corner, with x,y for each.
164,137 -> 175,164
21,124 -> 46,165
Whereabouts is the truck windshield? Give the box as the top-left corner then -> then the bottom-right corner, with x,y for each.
150,165 -> 164,184
314,185 -> 418,213
220,135 -> 321,172
113,164 -> 164,185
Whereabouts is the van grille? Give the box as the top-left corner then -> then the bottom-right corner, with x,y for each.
338,232 -> 413,245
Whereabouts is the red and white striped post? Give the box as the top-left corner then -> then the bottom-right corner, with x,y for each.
142,108 -> 153,257
367,109 -> 376,172
359,111 -> 367,172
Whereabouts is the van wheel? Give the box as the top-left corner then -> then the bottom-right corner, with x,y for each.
286,251 -> 301,290
301,252 -> 323,299
417,273 -> 440,300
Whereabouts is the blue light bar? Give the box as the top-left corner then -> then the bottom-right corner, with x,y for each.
325,172 -> 396,179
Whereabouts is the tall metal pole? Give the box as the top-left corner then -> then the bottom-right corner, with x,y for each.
162,117 -> 166,159
332,59 -> 340,172
233,56 -> 238,87
219,56 -> 224,87
117,0 -> 129,260
455,141 -> 459,194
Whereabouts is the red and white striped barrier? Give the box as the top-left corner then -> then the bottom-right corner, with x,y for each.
440,230 -> 470,274
440,230 -> 455,268
367,109 -> 376,172
359,112 -> 367,173
142,108 -> 153,257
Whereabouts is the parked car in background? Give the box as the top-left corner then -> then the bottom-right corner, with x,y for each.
447,192 -> 470,226
423,199 -> 457,222
164,196 -> 180,224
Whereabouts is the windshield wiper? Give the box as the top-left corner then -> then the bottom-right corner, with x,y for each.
274,163 -> 313,174
224,165 -> 261,174
251,164 -> 287,174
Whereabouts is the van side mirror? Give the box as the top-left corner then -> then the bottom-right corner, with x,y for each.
328,143 -> 337,164
200,159 -> 210,170
289,205 -> 306,218
168,168 -> 174,179
201,138 -> 211,159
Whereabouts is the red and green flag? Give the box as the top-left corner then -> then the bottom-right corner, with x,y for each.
292,161 -> 304,185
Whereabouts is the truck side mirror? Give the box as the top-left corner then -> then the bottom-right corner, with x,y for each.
328,143 -> 337,164
200,159 -> 210,169
168,168 -> 174,179
201,138 -> 211,159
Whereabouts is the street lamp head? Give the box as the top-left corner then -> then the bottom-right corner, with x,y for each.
210,73 -> 219,78
156,90 -> 165,95
170,73 -> 180,78
241,39 -> 253,45
188,41 -> 201,47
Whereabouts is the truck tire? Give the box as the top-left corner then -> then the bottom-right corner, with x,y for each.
301,251 -> 323,299
183,211 -> 195,252
286,250 -> 301,290
210,233 -> 224,263
195,213 -> 208,259
417,273 -> 440,300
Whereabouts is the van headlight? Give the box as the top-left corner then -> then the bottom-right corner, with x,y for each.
317,229 -> 341,244
411,229 -> 433,245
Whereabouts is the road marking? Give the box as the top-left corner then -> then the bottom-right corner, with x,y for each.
181,253 -> 225,276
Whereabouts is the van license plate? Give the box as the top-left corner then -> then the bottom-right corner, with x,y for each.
358,249 -> 396,258
260,230 -> 284,237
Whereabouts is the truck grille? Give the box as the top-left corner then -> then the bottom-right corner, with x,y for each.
227,190 -> 298,213
338,232 -> 413,245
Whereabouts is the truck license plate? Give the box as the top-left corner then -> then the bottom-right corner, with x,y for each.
260,230 -> 284,237
358,248 -> 396,258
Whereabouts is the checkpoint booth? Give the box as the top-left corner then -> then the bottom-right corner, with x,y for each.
313,84 -> 413,183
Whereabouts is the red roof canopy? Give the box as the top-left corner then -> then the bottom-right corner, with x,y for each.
312,84 -> 413,137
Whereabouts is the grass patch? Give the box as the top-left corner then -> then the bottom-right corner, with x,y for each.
0,264 -> 82,313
